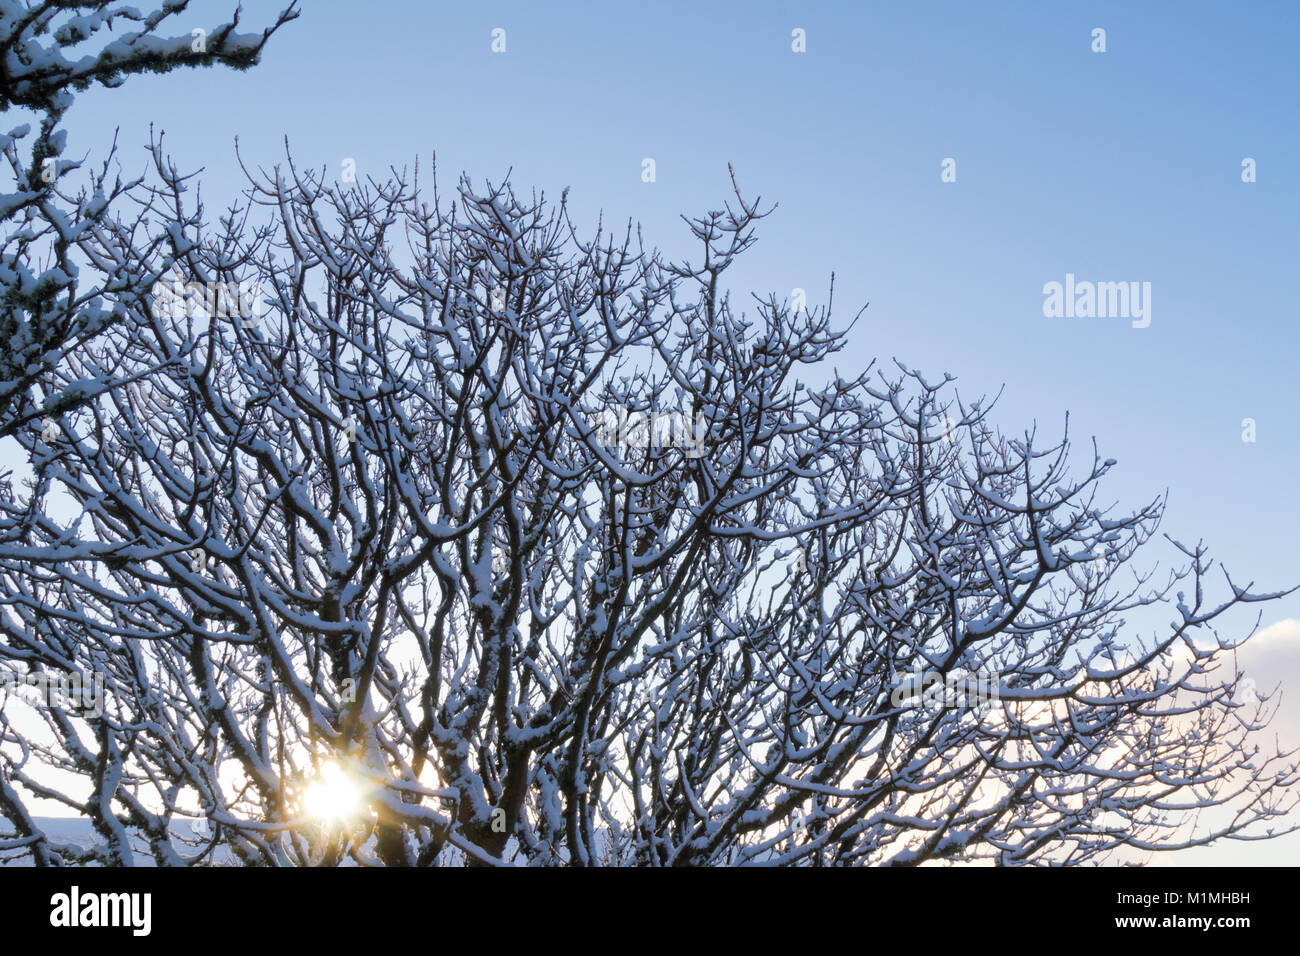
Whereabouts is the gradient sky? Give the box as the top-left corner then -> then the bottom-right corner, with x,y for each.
29,0 -> 1300,863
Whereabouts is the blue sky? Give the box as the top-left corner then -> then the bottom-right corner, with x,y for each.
46,0 -> 1300,861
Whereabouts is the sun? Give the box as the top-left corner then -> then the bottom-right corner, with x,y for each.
303,761 -> 361,821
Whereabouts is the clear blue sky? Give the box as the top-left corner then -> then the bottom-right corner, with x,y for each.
55,0 -> 1300,862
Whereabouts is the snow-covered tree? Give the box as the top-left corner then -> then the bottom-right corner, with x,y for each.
0,153 -> 1295,865
0,0 -> 298,439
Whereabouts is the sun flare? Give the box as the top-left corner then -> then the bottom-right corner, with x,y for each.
303,762 -> 360,821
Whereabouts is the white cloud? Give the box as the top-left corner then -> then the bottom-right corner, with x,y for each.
1244,617 -> 1300,651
